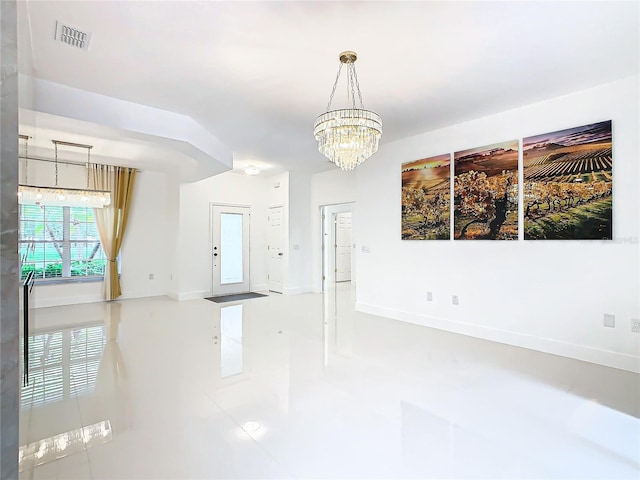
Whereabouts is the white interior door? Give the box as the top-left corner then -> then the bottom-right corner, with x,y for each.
211,205 -> 250,296
267,206 -> 284,293
335,212 -> 352,282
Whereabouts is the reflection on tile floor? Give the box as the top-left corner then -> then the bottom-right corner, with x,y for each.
19,285 -> 640,479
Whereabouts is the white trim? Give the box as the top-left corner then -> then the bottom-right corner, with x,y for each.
355,302 -> 640,373
33,292 -> 168,308
176,290 -> 209,301
34,294 -> 102,309
283,286 -> 311,295
251,283 -> 268,292
119,292 -> 166,301
210,202 -> 252,208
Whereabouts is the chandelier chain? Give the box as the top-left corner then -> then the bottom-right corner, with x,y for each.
351,64 -> 364,109
24,136 -> 28,185
86,146 -> 91,189
349,65 -> 357,109
326,62 -> 344,111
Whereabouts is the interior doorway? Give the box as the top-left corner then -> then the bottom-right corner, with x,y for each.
211,204 -> 250,296
321,202 -> 355,293
335,212 -> 352,282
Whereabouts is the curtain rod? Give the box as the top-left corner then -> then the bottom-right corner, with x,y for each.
18,155 -> 141,173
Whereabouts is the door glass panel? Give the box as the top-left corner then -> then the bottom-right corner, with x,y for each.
220,213 -> 243,284
221,305 -> 243,378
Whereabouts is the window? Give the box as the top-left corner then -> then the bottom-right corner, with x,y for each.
19,205 -> 106,281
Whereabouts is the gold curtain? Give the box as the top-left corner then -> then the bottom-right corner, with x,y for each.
90,165 -> 137,301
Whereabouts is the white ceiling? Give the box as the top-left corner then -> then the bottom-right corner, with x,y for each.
17,1 -> 639,178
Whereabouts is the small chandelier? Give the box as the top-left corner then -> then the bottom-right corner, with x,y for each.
314,51 -> 382,171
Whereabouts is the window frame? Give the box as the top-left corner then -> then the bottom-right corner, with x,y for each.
19,204 -> 108,284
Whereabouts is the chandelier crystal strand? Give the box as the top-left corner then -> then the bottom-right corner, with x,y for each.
86,146 -> 90,189
314,51 -> 382,171
54,142 -> 59,187
24,136 -> 28,185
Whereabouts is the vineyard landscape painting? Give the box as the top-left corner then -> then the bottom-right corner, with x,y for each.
401,154 -> 450,240
523,120 -> 612,240
454,140 -> 519,240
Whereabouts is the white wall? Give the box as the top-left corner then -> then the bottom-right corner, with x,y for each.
119,171 -> 170,299
173,171 -> 269,299
287,172 -> 312,294
27,170 -> 171,307
310,169 -> 357,292
355,75 -> 640,372
165,171 -> 181,296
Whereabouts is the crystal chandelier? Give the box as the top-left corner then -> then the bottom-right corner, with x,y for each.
18,137 -> 111,208
314,51 -> 382,171
18,185 -> 110,208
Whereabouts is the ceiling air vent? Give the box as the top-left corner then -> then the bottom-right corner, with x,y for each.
54,21 -> 91,50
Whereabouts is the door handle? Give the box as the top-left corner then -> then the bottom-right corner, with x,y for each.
278,253 -> 283,256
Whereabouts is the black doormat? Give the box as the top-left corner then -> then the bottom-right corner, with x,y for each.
205,292 -> 268,303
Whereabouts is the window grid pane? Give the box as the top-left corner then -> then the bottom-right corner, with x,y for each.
19,205 -> 107,280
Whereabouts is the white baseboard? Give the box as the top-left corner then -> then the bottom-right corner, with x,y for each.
119,291 -> 166,301
175,290 -> 209,301
35,291 -> 167,308
356,302 -> 640,374
35,294 -> 102,309
283,286 -> 311,295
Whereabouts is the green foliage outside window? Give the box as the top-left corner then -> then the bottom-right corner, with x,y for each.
19,205 -> 107,281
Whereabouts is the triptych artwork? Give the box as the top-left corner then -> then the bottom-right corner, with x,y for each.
401,120 -> 613,241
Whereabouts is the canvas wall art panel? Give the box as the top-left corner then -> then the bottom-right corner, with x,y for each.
401,153 -> 451,240
454,140 -> 519,240
523,120 -> 612,240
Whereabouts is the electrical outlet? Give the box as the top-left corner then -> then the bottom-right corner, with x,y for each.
632,319 -> 640,333
149,273 -> 154,280
603,313 -> 615,328
427,291 -> 433,302
452,295 -> 459,306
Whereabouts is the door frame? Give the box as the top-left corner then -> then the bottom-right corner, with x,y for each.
320,202 -> 355,293
334,211 -> 352,283
210,203 -> 251,297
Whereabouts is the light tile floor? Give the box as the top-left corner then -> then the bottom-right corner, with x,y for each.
19,284 -> 640,479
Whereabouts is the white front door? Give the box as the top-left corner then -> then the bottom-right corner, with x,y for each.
211,205 -> 250,296
335,212 -> 352,282
267,206 -> 284,293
